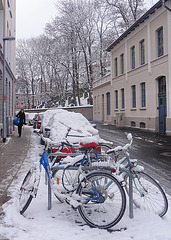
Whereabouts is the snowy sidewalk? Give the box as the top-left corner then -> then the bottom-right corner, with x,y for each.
0,128 -> 171,240
0,126 -> 31,207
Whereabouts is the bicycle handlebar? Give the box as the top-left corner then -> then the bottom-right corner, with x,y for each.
107,133 -> 133,155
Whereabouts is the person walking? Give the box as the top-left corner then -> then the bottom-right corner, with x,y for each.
16,108 -> 26,137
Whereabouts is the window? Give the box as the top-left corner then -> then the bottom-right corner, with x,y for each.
140,39 -> 145,65
140,122 -> 146,128
131,46 -> 135,69
106,92 -> 110,115
132,85 -> 136,108
97,95 -> 100,111
7,0 -> 10,7
158,76 -> 166,94
120,53 -> 124,74
115,90 -> 118,109
141,82 -> 146,107
94,96 -> 96,111
131,121 -> 136,127
121,88 -> 125,109
114,57 -> 118,77
157,27 -> 163,57
0,70 -> 2,81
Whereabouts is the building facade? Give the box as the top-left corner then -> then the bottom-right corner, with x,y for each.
93,0 -> 171,135
0,0 -> 16,138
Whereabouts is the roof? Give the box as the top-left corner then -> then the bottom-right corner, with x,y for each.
106,0 -> 164,52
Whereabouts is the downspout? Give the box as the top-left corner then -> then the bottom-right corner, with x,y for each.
163,0 -> 171,133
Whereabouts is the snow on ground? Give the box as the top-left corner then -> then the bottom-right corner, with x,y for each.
0,127 -> 171,240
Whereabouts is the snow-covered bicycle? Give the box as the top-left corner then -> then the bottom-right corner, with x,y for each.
107,133 -> 168,217
19,142 -> 126,229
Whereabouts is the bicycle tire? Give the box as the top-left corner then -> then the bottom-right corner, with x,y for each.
19,166 -> 40,214
62,165 -> 79,192
76,171 -> 126,229
124,171 -> 168,217
52,168 -> 66,203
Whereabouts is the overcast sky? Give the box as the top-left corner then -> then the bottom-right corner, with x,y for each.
16,0 -> 159,40
16,0 -> 58,39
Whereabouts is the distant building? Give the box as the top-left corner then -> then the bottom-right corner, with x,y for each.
0,0 -> 16,138
15,92 -> 40,111
93,0 -> 171,135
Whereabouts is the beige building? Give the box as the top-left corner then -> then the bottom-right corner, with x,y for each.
0,0 -> 16,139
93,0 -> 171,135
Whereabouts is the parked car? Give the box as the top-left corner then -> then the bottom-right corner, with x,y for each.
40,109 -> 100,146
33,113 -> 43,129
25,112 -> 38,125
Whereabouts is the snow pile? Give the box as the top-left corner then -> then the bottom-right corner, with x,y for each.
41,109 -> 101,144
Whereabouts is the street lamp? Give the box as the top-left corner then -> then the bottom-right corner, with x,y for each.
2,36 -> 15,142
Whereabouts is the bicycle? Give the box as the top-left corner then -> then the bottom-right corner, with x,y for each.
107,133 -> 168,217
40,121 -> 113,164
19,142 -> 126,229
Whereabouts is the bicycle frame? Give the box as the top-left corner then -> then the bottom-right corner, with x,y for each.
117,155 -> 145,196
39,150 -> 111,208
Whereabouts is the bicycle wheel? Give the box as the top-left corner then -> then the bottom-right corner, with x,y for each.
124,171 -> 168,217
52,168 -> 67,203
76,171 -> 126,229
19,166 -> 40,214
62,165 -> 79,192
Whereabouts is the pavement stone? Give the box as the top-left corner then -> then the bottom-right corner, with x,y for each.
0,126 -> 31,210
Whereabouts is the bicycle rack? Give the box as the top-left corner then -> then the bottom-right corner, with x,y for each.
119,167 -> 134,219
46,166 -> 134,219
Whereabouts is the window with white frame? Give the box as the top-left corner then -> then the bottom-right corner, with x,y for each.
120,53 -> 124,74
106,92 -> 110,115
140,39 -> 145,65
157,27 -> 164,57
121,88 -> 125,109
115,90 -> 118,109
114,57 -> 118,77
140,82 -> 146,107
132,85 -> 136,108
131,46 -> 135,69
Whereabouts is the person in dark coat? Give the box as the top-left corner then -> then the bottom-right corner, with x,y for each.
16,108 -> 26,137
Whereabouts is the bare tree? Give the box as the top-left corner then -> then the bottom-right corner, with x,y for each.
16,0 -> 147,108
106,0 -> 145,30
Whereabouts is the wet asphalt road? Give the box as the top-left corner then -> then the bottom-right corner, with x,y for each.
95,122 -> 171,195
